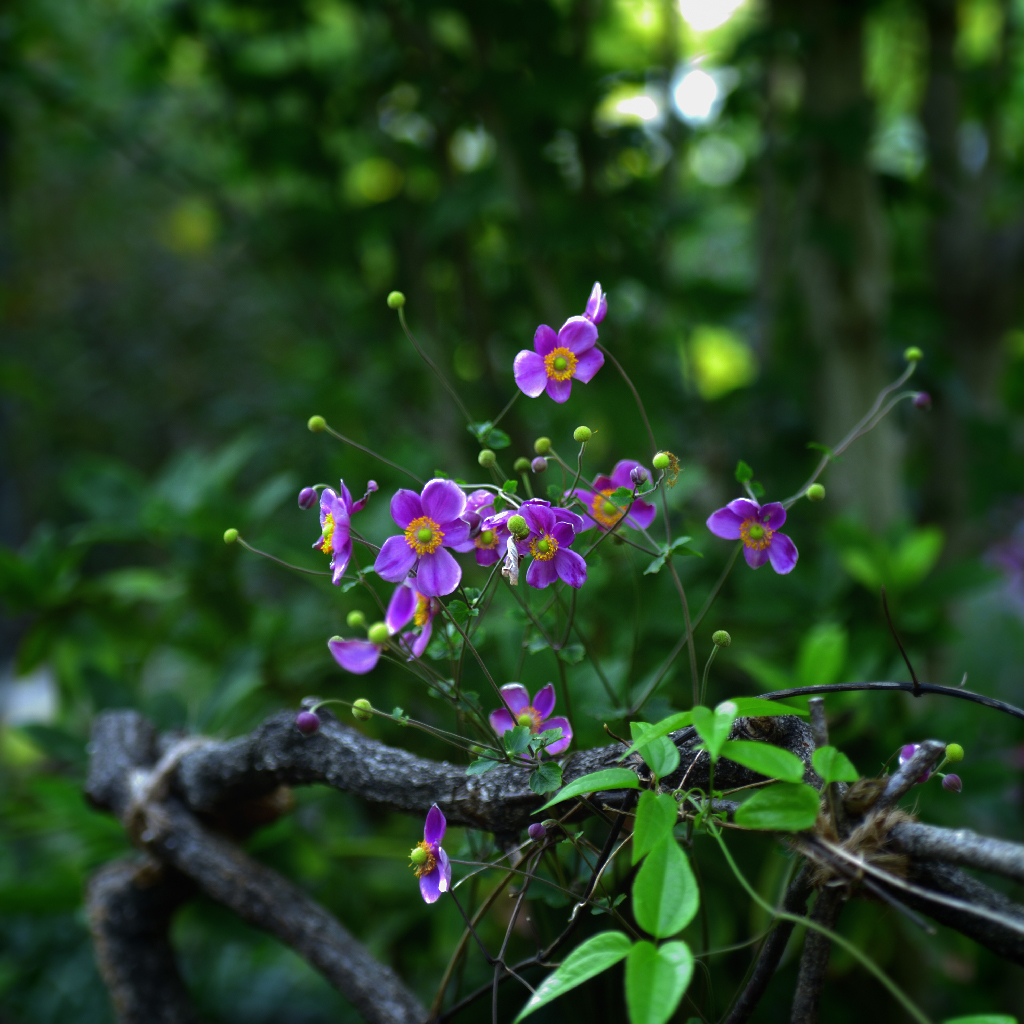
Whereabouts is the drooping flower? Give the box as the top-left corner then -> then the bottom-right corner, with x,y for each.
569,460 -> 657,533
386,580 -> 440,659
513,317 -> 604,404
706,498 -> 798,574
409,804 -> 451,904
583,281 -> 607,325
485,500 -> 587,589
456,489 -> 506,567
374,479 -> 471,596
328,620 -> 392,675
489,683 -> 572,755
314,480 -> 377,584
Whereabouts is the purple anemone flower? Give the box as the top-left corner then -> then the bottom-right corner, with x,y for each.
569,460 -> 657,533
411,804 -> 451,904
456,490 -> 506,567
374,479 -> 471,597
314,480 -> 377,584
706,498 -> 798,574
489,683 -> 572,756
386,580 -> 440,659
327,630 -> 391,675
485,500 -> 587,589
513,317 -> 604,404
583,281 -> 608,325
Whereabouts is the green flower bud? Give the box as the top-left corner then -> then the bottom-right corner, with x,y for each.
904,346 -> 923,362
409,845 -> 428,865
652,452 -> 670,470
533,437 -> 552,455
573,426 -> 592,443
712,630 -> 731,647
307,415 -> 326,433
351,698 -> 374,722
508,514 -> 529,539
367,622 -> 390,645
945,742 -> 964,763
223,528 -> 239,544
387,291 -> 406,309
513,457 -> 531,473
478,449 -> 497,468
346,610 -> 367,629
806,483 -> 826,502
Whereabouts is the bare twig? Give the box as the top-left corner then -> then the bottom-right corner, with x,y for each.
790,886 -> 845,1024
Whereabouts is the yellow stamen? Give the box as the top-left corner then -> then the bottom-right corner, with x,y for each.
530,533 -> 559,561
410,839 -> 436,877
414,594 -> 431,628
405,515 -> 444,556
590,489 -> 624,530
740,520 -> 773,551
475,529 -> 497,551
320,513 -> 336,554
544,346 -> 578,382
516,707 -> 543,732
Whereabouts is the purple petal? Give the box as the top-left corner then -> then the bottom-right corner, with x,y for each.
592,476 -> 615,492
626,501 -> 657,530
899,744 -> 919,765
391,489 -> 423,529
707,507 -> 745,540
554,549 -> 587,589
584,282 -> 606,324
415,548 -> 462,597
533,683 -> 556,719
534,324 -> 559,356
421,478 -> 467,525
744,545 -> 770,569
419,866 -> 442,904
386,583 -> 418,634
551,522 -> 576,547
768,533 -> 798,575
336,480 -> 354,512
759,502 -> 787,530
424,803 -> 446,845
411,617 -> 433,658
545,376 -> 573,403
514,350 -> 548,397
552,507 -> 586,534
466,490 -> 494,514
328,638 -> 381,675
375,535 -> 418,582
727,498 -> 761,519
527,557 -> 559,589
521,503 -> 556,536
541,716 -> 573,755
611,460 -> 647,489
330,538 -> 352,584
499,684 -> 531,715
475,547 -> 500,566
572,346 -> 604,383
437,845 -> 451,894
557,316 -> 598,354
443,519 -> 472,549
489,708 -> 516,734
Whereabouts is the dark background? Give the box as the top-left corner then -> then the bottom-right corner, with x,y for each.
2,0 -> 1024,1020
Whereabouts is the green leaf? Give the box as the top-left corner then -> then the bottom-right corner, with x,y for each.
625,941 -> 694,1024
631,791 -> 678,865
892,526 -> 944,589
795,623 -> 847,688
812,745 -> 860,784
466,757 -> 502,776
486,428 -> 511,449
734,782 -> 821,831
547,483 -> 565,502
691,700 -> 739,761
620,711 -> 693,759
530,762 -> 563,794
513,932 -> 632,1022
530,727 -> 564,752
558,643 -> 585,665
942,1016 -> 1017,1024
536,768 -> 640,812
727,696 -> 809,718
735,460 -> 753,483
632,837 -> 699,938
630,722 -> 681,778
493,494 -> 507,513
502,479 -> 519,494
608,486 -> 634,509
719,740 -> 805,783
467,421 -> 493,443
643,536 -> 702,575
806,441 -> 834,456
503,725 -> 532,755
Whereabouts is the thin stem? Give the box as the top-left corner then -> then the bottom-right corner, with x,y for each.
489,389 -> 520,430
699,645 -> 719,707
235,537 -> 333,577
599,343 -> 657,456
398,307 -> 473,423
323,425 -> 423,485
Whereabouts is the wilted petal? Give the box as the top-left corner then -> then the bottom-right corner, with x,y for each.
386,583 -> 418,634
526,557 -> 560,589
558,316 -> 598,354
744,545 -> 770,569
534,323 -> 559,356
768,533 -> 798,575
421,478 -> 467,524
545,376 -> 573,403
419,866 -> 442,904
375,535 -> 418,582
532,683 -> 556,719
415,548 -> 462,596
707,507 -> 745,540
759,502 -> 787,530
572,346 -> 604,383
328,638 -> 381,675
499,683 -> 531,715
541,716 -> 573,755
514,350 -> 548,397
424,803 -> 447,845
391,489 -> 424,529
554,548 -> 587,589
489,707 -> 516,735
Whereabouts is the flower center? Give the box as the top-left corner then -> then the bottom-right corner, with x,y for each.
544,346 -> 578,382
530,533 -> 559,561
320,513 -> 336,554
414,594 -> 431,628
475,529 -> 497,550
591,489 -> 624,530
740,519 -> 773,551
405,515 -> 445,556
515,707 -> 543,732
410,840 -> 436,877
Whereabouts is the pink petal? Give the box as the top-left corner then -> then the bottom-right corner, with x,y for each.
514,350 -> 548,397
558,316 -> 598,354
421,478 -> 467,524
759,502 -> 787,530
499,684 -> 531,715
533,324 -> 559,356
545,376 -> 573,403
489,708 -> 516,734
375,535 -> 418,582
555,549 -> 587,589
526,557 -> 559,589
707,507 -> 745,540
415,548 -> 462,597
424,803 -> 446,845
386,583 -> 418,634
532,683 -> 556,719
768,533 -> 798,575
572,346 -> 604,383
391,489 -> 423,529
541,716 -> 573,755
744,545 -> 770,569
328,638 -> 381,675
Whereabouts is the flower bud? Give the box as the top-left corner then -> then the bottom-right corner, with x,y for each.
513,457 -> 531,473
478,449 -> 497,468
945,743 -> 964,763
942,773 -> 962,793
573,426 -> 592,443
351,698 -> 374,722
629,466 -> 648,487
223,528 -> 239,544
712,630 -> 731,647
806,484 -> 826,502
387,291 -> 406,309
367,480 -> 379,493
508,514 -> 529,539
347,610 -> 367,629
528,823 -> 547,842
367,622 -> 390,645
904,346 -> 923,363
914,391 -> 932,410
531,456 -> 548,473
296,711 -> 321,735
307,415 -> 326,433
653,452 -> 670,470
533,437 -> 551,455
298,487 -> 318,509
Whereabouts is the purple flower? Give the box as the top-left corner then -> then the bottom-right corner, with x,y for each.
298,486 -> 318,510
898,743 -> 934,785
410,804 -> 451,904
506,501 -> 587,589
328,635 -> 387,675
513,317 -> 604,404
528,822 -> 547,842
569,460 -> 657,533
584,281 -> 608,325
489,683 -> 572,755
706,499 -> 798,574
374,479 -> 471,597
456,490 -> 505,567
314,480 -> 376,585
386,580 -> 440,659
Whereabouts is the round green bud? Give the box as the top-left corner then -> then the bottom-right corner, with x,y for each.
945,742 -> 964,763
386,291 -> 406,310
307,415 -> 326,433
367,622 -> 390,645
573,426 -> 592,443
351,698 -> 374,722
346,610 -> 367,629
513,457 -> 531,474
478,449 -> 497,468
904,346 -> 923,363
712,630 -> 732,647
223,528 -> 239,544
806,483 -> 826,502
508,514 -> 529,539
409,845 -> 428,865
533,437 -> 552,455
653,452 -> 671,470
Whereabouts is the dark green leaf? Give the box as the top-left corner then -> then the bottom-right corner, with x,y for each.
547,483 -> 565,502
632,791 -> 678,865
625,941 -> 694,1024
503,725 -> 532,755
529,762 -> 563,794
643,536 -> 702,575
806,441 -> 834,456
691,701 -> 738,761
620,711 -> 693,759
727,696 -> 809,718
557,643 -> 585,665
812,745 -> 860,784
734,782 -> 821,831
630,722 -> 680,778
536,768 -> 640,812
530,727 -> 564,752
750,481 -> 765,499
735,460 -> 753,483
486,428 -> 511,449
503,479 -> 519,493
719,740 -> 805,783
466,757 -> 501,776
941,1016 -> 1018,1024
632,837 -> 699,938
608,486 -> 634,509
467,421 -> 493,443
